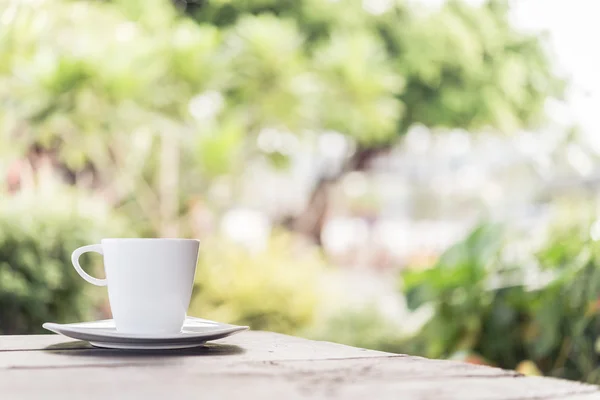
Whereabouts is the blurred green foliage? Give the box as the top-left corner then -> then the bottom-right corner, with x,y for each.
189,232 -> 325,333
0,183 -> 128,334
399,221 -> 600,383
0,0 -> 563,338
0,0 -> 561,172
310,221 -> 600,383
189,0 -> 563,136
0,0 -> 563,239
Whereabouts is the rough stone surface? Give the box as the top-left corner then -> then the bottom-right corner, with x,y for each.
1,332 -> 598,399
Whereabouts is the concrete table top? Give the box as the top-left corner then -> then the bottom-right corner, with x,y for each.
1,331 -> 598,399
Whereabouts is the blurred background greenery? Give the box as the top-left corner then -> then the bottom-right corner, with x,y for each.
3,0 -> 600,385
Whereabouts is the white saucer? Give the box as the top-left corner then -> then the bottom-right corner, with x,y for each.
42,317 -> 248,350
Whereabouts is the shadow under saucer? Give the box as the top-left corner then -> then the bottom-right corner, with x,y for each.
44,340 -> 245,357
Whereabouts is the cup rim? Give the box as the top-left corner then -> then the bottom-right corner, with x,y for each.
101,238 -> 200,243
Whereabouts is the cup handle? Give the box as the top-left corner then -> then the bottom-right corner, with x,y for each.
71,244 -> 107,286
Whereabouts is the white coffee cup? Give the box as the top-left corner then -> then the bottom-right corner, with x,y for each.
71,238 -> 200,334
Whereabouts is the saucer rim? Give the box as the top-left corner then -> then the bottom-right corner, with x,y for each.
42,316 -> 248,344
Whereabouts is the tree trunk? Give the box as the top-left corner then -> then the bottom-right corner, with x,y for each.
292,176 -> 330,245
290,145 -> 391,244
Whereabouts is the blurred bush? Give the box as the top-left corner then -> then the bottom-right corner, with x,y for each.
189,232 -> 325,334
0,182 -> 129,334
306,305 -> 406,353
399,221 -> 600,383
311,220 -> 600,383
